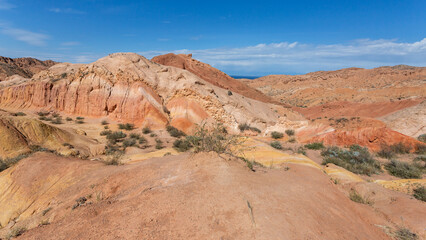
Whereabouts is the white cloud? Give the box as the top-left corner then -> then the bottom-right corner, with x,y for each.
0,25 -> 49,46
0,0 -> 15,10
140,38 -> 426,74
48,8 -> 86,14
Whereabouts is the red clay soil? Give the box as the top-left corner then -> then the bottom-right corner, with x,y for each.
294,99 -> 424,119
1,152 -> 399,240
152,53 -> 284,105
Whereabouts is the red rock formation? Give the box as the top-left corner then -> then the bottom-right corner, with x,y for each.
152,53 -> 283,105
0,56 -> 56,81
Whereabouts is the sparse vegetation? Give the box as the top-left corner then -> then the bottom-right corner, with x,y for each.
150,133 -> 157,137
100,130 -> 112,136
270,141 -> 283,150
349,189 -> 372,205
52,117 -> 62,124
11,112 -> 26,116
142,127 -> 152,134
297,147 -> 306,155
288,137 -> 296,143
118,123 -> 135,131
321,145 -> 382,176
377,145 -> 396,159
129,133 -> 141,139
155,138 -> 164,149
76,116 -> 84,120
66,117 -> 73,121
304,142 -> 325,150
101,120 -> 109,125
412,186 -> 426,202
106,131 -> 127,144
390,142 -> 412,154
227,90 -> 233,96
6,226 -> 27,239
395,228 -> 418,240
270,131 -> 284,139
0,154 -> 31,172
285,129 -> 295,136
385,160 -> 422,179
415,143 -> 426,154
75,119 -> 84,124
138,136 -> 147,144
418,134 -> 426,143
37,111 -> 49,117
166,125 -> 186,138
173,138 -> 192,152
122,138 -> 137,148
238,123 -> 261,133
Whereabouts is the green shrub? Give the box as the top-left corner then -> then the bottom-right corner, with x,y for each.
150,133 -> 157,137
270,141 -> 283,150
52,117 -> 62,124
52,113 -> 60,118
377,145 -> 396,159
101,120 -> 109,125
173,138 -> 192,152
288,137 -> 296,143
415,143 -> 426,154
0,154 -> 31,172
142,127 -> 152,134
11,112 -> 26,116
37,111 -> 49,117
413,186 -> 426,202
349,190 -> 371,205
395,228 -> 418,240
186,123 -> 243,154
66,117 -> 73,121
75,120 -> 84,124
118,123 -> 135,131
100,130 -> 112,136
390,142 -> 411,154
321,145 -> 382,176
238,123 -> 261,133
227,90 -> 233,96
38,116 -> 46,121
155,139 -> 164,149
104,125 -> 109,129
304,142 -> 325,150
418,134 -> 426,143
166,125 -> 186,138
271,131 -> 284,139
123,138 -> 137,148
129,133 -> 140,139
138,136 -> 147,144
6,226 -> 27,239
297,147 -> 306,155
385,160 -> 422,179
285,129 -> 295,136
106,131 -> 127,144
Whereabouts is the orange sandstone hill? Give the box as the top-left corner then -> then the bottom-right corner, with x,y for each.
0,56 -> 56,81
151,53 -> 281,105
0,53 -> 288,133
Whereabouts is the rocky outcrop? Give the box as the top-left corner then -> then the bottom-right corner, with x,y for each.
0,56 -> 56,81
0,53 -> 281,132
152,53 -> 282,105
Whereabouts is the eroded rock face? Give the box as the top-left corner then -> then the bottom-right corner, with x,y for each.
0,53 -> 282,132
0,56 -> 56,81
152,53 -> 281,105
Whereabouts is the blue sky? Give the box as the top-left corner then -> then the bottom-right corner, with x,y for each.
0,0 -> 425,75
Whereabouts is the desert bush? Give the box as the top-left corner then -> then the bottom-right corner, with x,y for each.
99,130 -> 112,136
227,90 -> 233,96
270,141 -> 283,150
62,143 -> 74,148
100,130 -> 112,136
37,111 -> 49,117
390,142 -> 411,154
413,186 -> 426,202
395,228 -> 418,240
11,112 -> 26,116
150,133 -> 157,137
52,113 -> 60,118
45,117 -> 52,122
288,137 -> 296,143
38,116 -> 47,121
76,116 -> 84,120
238,123 -> 261,133
6,226 -> 27,239
104,125 -> 109,129
142,127 -> 152,134
155,138 -> 164,149
415,143 -> 426,154
123,138 -> 137,148
321,145 -> 382,176
418,134 -> 426,143
173,138 -> 192,152
187,123 -> 244,155
285,129 -> 295,136
271,131 -> 284,139
413,155 -> 426,167
0,154 -> 31,172
52,117 -> 62,124
349,190 -> 372,205
166,125 -> 186,138
385,160 -> 422,179
377,145 -> 396,159
304,142 -> 325,150
118,123 -> 135,131
297,147 -> 306,155
101,120 -> 109,125
106,131 -> 127,144
75,119 -> 84,124
129,133 -> 141,139
66,117 -> 73,121
104,144 -> 123,156
138,136 -> 147,144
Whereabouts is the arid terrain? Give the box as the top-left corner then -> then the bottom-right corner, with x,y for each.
0,54 -> 425,240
